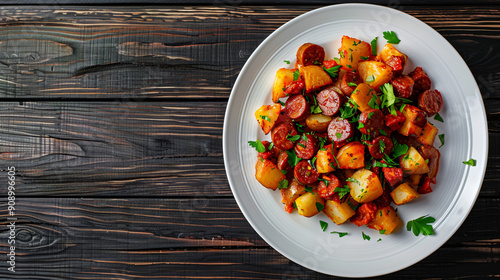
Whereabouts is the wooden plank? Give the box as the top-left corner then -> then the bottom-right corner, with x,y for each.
0,6 -> 496,99
0,101 -> 498,197
0,197 -> 498,279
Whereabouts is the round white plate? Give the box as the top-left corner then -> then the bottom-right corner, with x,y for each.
223,4 -> 488,277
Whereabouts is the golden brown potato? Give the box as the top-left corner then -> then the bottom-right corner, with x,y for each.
398,105 -> 426,137
390,182 -> 420,205
347,168 -> 383,203
300,65 -> 333,93
323,199 -> 356,225
306,113 -> 332,132
377,44 -> 408,75
350,83 -> 380,112
315,144 -> 337,173
254,103 -> 281,135
280,179 -> 306,207
336,141 -> 365,169
272,68 -> 301,102
400,146 -> 430,175
358,60 -> 393,91
416,122 -> 438,146
367,205 -> 402,234
295,192 -> 325,217
338,36 -> 372,70
255,158 -> 286,190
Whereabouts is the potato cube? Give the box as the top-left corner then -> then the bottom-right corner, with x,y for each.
316,144 -> 337,173
306,113 -> 332,132
391,182 -> 420,205
377,44 -> 408,75
272,68 -> 301,102
350,83 -> 380,112
358,60 -> 393,91
323,199 -> 355,225
255,158 -> 286,190
295,192 -> 325,217
398,105 -> 427,137
338,36 -> 372,70
367,206 -> 402,234
400,146 -> 430,175
281,179 -> 306,207
300,65 -> 333,93
409,174 -> 423,186
347,168 -> 383,203
416,122 -> 438,146
336,141 -> 365,169
254,103 -> 281,134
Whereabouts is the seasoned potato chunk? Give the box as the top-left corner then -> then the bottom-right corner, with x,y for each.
295,192 -> 325,217
254,103 -> 281,135
272,68 -> 301,102
400,146 -> 430,175
398,105 -> 427,137
323,199 -> 356,225
316,144 -> 337,173
377,44 -> 408,75
281,179 -> 306,210
367,206 -> 402,234
300,65 -> 333,93
255,158 -> 286,190
347,168 -> 383,203
391,182 -> 420,205
416,122 -> 438,146
350,83 -> 380,112
306,114 -> 332,132
336,141 -> 365,169
338,36 -> 371,70
358,60 -> 393,91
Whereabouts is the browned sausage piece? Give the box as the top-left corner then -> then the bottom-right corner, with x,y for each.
368,136 -> 394,159
327,117 -> 354,148
294,160 -> 319,184
358,109 -> 384,138
385,56 -> 405,76
317,174 -> 341,199
271,122 -> 297,151
296,43 -> 325,67
294,134 -> 318,160
277,151 -> 293,178
391,75 -> 415,99
316,87 -> 343,116
418,145 -> 440,184
340,72 -> 363,96
417,89 -> 443,116
285,94 -> 310,121
409,67 -> 431,93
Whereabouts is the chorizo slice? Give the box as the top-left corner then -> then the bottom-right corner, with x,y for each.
384,110 -> 406,131
296,43 -> 325,67
340,72 -> 363,96
327,117 -> 354,148
271,122 -> 297,151
350,202 -> 377,227
294,133 -> 318,160
316,86 -> 343,116
391,75 -> 415,99
285,94 -> 310,121
417,89 -> 443,116
358,109 -> 384,138
317,174 -> 341,199
368,136 -> 394,159
294,160 -> 319,185
409,67 -> 431,93
277,151 -> 293,178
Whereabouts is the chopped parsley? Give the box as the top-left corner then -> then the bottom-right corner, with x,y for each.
334,185 -> 350,200
346,177 -> 360,185
362,231 -> 371,241
316,202 -> 325,212
462,158 -> 477,166
259,115 -> 271,122
284,60 -> 291,64
366,74 -> 376,83
370,37 -> 378,56
323,65 -> 342,79
305,186 -> 315,194
286,134 -> 300,141
383,31 -> 401,44
434,113 -> 444,122
347,82 -> 358,87
248,139 -> 266,153
319,220 -> 328,231
438,134 -> 445,148
406,215 -> 435,236
286,150 -> 301,167
278,179 -> 289,189
380,83 -> 397,115
331,231 -> 348,237
293,69 -> 300,81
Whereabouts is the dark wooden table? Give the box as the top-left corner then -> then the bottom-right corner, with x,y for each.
0,1 -> 498,279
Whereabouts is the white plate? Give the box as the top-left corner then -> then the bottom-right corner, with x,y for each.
223,4 -> 488,277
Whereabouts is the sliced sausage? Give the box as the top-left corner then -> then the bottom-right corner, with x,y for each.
296,43 -> 325,67
409,67 -> 431,93
294,160 -> 319,184
391,75 -> 415,99
285,94 -> 310,121
417,89 -> 443,116
384,110 -> 406,131
358,109 -> 384,138
418,145 -> 440,184
294,134 -> 318,160
258,140 -> 279,160
317,175 -> 341,199
327,117 -> 354,148
284,80 -> 305,96
271,122 -> 297,151
350,202 -> 377,227
316,86 -> 343,116
340,72 -> 363,96
385,56 -> 405,76
368,136 -> 394,159
382,167 -> 403,187
277,151 -> 293,178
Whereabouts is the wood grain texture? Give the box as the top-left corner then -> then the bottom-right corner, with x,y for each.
0,6 -> 496,99
0,197 -> 498,279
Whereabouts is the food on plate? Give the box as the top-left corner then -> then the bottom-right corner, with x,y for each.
249,34 -> 443,235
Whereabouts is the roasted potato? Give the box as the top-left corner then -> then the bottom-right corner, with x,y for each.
295,191 -> 325,217
398,105 -> 427,137
416,121 -> 439,146
272,68 -> 301,102
338,36 -> 371,70
306,113 -> 332,132
358,60 -> 393,91
254,103 -> 281,135
255,158 -> 286,190
336,141 -> 365,169
347,168 -> 383,203
315,144 -> 337,173
300,65 -> 333,93
350,83 -> 380,112
391,182 -> 420,205
323,199 -> 356,225
367,205 -> 402,234
400,146 -> 430,175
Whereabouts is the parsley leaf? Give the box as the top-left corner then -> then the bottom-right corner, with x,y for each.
284,60 -> 291,64
392,142 -> 409,158
346,177 -> 360,185
286,150 -> 301,168
379,229 -> 386,234
330,231 -> 348,237
277,100 -> 285,107
434,113 -> 444,122
248,139 -> 266,153
334,185 -> 350,200
370,37 -> 378,56
360,56 -> 369,60
347,82 -> 358,87
406,215 -> 435,236
278,179 -> 289,190
293,69 -> 300,81
259,115 -> 271,122
438,134 -> 445,148
380,83 -> 397,115
362,231 -> 371,241
366,74 -> 376,83
368,94 -> 380,109
383,31 -> 401,44
463,158 -> 477,166
316,202 -> 325,212
319,220 -> 328,232
305,186 -> 315,194
323,65 -> 342,79
286,134 -> 300,141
